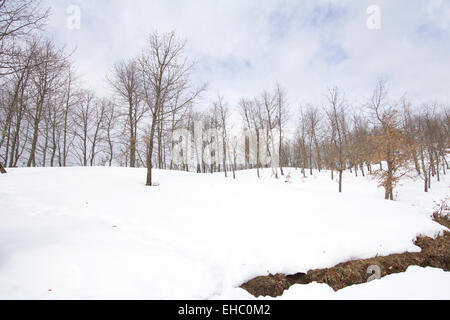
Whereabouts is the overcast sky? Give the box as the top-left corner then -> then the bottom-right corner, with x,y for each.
43,0 -> 450,111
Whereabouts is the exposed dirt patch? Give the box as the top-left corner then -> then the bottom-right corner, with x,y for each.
241,216 -> 450,298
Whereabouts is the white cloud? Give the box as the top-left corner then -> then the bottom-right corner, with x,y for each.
43,0 -> 450,112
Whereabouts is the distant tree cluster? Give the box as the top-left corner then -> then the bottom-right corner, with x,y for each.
234,81 -> 449,199
0,1 -> 449,199
0,0 -> 118,171
291,82 -> 449,199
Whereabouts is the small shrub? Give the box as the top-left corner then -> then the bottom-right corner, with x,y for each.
433,197 -> 450,220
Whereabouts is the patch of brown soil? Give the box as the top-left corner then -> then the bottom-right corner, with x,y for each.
241,217 -> 450,298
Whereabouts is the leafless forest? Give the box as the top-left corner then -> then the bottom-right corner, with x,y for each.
1,0 -> 449,199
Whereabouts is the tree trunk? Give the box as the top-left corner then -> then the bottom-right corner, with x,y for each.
413,151 -> 421,175
256,130 -> 261,178
435,151 -> 440,182
385,161 -> 394,200
146,145 -> 153,186
130,136 -> 136,168
429,151 -> 436,177
279,130 -> 284,176
442,156 -> 447,175
0,163 -> 6,174
146,125 -> 157,186
444,156 -> 449,170
222,137 -> 227,178
129,101 -> 137,168
384,188 -> 394,200
428,170 -> 431,190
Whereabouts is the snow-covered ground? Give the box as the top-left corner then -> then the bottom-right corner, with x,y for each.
0,167 -> 448,300
216,266 -> 450,300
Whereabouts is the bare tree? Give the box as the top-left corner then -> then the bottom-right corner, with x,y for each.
325,87 -> 347,193
139,31 -> 203,186
350,113 -> 370,177
240,98 -> 264,177
261,89 -> 278,178
0,0 -> 50,76
215,95 -> 232,178
305,105 -> 322,174
72,90 -> 94,166
168,95 -> 190,170
89,98 -> 107,166
26,39 -> 68,167
0,39 -> 37,167
275,83 -> 288,176
59,66 -> 77,167
295,108 -> 310,178
108,59 -> 145,168
103,100 -> 118,166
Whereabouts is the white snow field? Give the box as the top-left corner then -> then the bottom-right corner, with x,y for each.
0,167 -> 448,300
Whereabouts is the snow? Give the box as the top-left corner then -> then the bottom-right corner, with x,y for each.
215,266 -> 450,300
0,167 -> 448,299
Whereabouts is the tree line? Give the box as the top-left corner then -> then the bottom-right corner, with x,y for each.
0,0 -> 449,199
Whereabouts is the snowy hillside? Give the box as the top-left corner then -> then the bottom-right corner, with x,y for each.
0,167 -> 448,299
